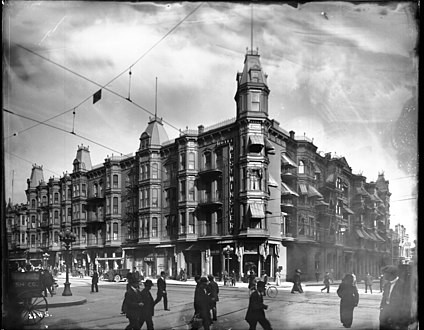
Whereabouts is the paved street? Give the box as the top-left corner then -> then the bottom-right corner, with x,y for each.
24,275 -> 383,330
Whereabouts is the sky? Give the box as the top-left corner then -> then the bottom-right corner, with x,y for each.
3,1 -> 418,242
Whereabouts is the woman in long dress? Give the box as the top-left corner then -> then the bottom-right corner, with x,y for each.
275,269 -> 281,286
337,274 -> 359,328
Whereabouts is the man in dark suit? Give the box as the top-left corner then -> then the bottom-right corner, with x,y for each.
207,274 -> 219,321
192,277 -> 212,330
379,265 -> 411,330
154,271 -> 169,311
140,279 -> 155,330
122,277 -> 143,330
245,280 -> 272,330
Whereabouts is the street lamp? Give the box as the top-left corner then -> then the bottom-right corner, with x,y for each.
59,228 -> 76,296
43,252 -> 50,269
223,245 -> 234,274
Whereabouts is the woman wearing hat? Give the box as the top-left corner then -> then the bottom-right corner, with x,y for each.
291,269 -> 304,294
337,274 -> 359,328
245,280 -> 273,330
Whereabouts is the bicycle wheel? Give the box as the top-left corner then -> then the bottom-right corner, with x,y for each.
267,286 -> 278,298
17,291 -> 48,326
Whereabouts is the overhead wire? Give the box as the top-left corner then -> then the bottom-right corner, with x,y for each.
5,2 -> 205,139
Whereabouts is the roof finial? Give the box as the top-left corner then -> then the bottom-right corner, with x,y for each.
250,3 -> 254,54
155,77 -> 158,119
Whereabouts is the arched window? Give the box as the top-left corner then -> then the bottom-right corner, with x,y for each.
113,175 -> 119,189
113,197 -> 119,214
298,160 -> 305,174
31,199 -> 36,209
152,189 -> 158,207
113,222 -> 118,240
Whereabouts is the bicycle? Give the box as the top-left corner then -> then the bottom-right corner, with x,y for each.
265,283 -> 278,298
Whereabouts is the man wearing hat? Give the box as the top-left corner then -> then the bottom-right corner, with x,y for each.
245,280 -> 272,330
379,265 -> 411,330
140,279 -> 155,330
207,274 -> 219,321
291,269 -> 304,294
192,277 -> 212,330
122,277 -> 144,330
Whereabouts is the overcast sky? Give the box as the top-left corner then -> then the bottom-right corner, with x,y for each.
3,1 -> 418,242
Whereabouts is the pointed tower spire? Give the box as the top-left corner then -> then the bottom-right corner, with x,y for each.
155,77 -> 158,119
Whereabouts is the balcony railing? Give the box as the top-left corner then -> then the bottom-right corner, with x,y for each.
198,192 -> 222,205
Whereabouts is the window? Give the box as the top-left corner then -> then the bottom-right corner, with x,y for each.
113,175 -> 118,189
67,187 -> 72,199
152,163 -> 158,179
336,177 -> 343,190
298,217 -> 305,235
152,217 -> 158,237
298,161 -> 305,174
204,152 -> 211,170
164,189 -> 169,207
21,233 -> 25,244
107,176 -> 111,189
113,222 -> 118,240
188,180 -> 195,201
188,152 -> 195,170
144,189 -> 149,207
336,199 -> 343,215
106,197 -> 111,214
31,215 -> 36,228
250,169 -> 262,190
94,184 -> 98,197
180,153 -> 186,170
82,184 -> 86,197
82,204 -> 87,219
54,192 -> 59,203
31,235 -> 36,247
188,212 -> 195,234
42,195 -> 47,206
21,215 -> 26,226
152,189 -> 158,208
54,210 -> 59,224
180,212 -> 186,234
180,180 -> 186,201
113,197 -> 119,214
251,92 -> 260,111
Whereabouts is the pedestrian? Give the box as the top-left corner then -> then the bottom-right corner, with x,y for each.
122,277 -> 143,330
321,272 -> 330,293
231,269 -> 236,286
379,265 -> 411,330
248,270 -> 256,290
329,269 -> 334,283
379,274 -> 384,293
337,274 -> 359,328
91,268 -> 99,293
291,269 -> 303,294
365,273 -> 373,293
352,272 -> 358,288
315,270 -> 320,283
133,267 -> 141,283
154,271 -> 169,311
192,277 -> 212,330
262,271 -> 268,285
207,274 -> 219,321
140,279 -> 155,330
245,280 -> 273,330
41,268 -> 54,297
275,268 -> 281,286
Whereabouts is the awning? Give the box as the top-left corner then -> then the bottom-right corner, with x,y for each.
355,229 -> 365,238
281,182 -> 299,196
363,229 -> 379,242
299,183 -> 308,195
248,135 -> 264,152
342,205 -> 355,215
265,138 -> 275,155
268,174 -> 279,188
248,203 -> 265,219
308,185 -> 323,198
374,232 -> 386,242
281,154 -> 297,168
315,199 -> 329,206
185,243 -> 208,251
326,173 -> 335,183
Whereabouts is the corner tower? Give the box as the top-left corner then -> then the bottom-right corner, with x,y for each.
235,48 -> 270,120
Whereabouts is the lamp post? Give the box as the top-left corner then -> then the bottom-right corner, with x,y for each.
43,252 -> 50,269
59,228 -> 76,296
223,245 -> 234,274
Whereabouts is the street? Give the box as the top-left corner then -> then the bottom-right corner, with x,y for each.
24,276 -> 382,330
